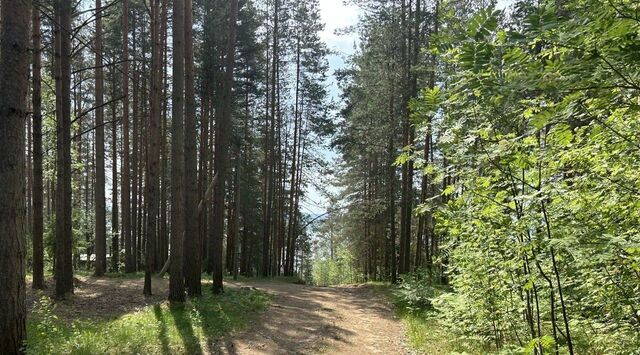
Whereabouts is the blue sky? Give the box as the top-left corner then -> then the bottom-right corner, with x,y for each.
298,0 -> 361,217
302,0 -> 517,216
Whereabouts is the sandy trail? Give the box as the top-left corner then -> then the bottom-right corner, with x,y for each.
215,281 -> 409,355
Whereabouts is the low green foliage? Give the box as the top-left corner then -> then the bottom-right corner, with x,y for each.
390,274 -> 484,354
26,288 -> 271,355
74,270 -> 146,279
311,243 -> 364,286
392,270 -> 449,313
223,274 -> 306,284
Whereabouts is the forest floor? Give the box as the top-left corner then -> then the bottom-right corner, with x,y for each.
26,275 -> 410,354
220,280 -> 410,354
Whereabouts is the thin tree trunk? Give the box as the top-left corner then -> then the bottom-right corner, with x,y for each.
285,36 -> 302,276
159,0 -> 169,269
184,0 -> 201,297
111,69 -> 119,272
232,164 -> 240,280
122,0 -> 134,273
212,0 -> 239,294
170,0 -> 186,303
32,4 -> 45,290
144,0 -> 162,296
198,89 -> 209,276
94,0 -> 107,276
131,19 -> 140,271
388,107 -> 397,283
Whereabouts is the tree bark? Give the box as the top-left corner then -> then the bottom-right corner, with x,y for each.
122,0 -> 134,273
131,15 -> 140,271
32,4 -> 45,290
170,0 -> 186,303
0,0 -> 30,350
94,0 -> 107,277
159,0 -> 169,269
184,0 -> 201,297
55,0 -> 75,299
111,69 -> 119,272
212,0 -> 239,294
144,0 -> 162,296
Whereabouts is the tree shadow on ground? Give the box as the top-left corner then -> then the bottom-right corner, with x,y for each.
170,303 -> 204,355
213,283 -> 357,354
26,275 -> 169,321
153,304 -> 171,355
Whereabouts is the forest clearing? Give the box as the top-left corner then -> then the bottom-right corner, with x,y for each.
1,0 -> 640,354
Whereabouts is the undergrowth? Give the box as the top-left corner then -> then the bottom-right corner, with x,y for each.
390,271 -> 488,355
26,287 -> 271,355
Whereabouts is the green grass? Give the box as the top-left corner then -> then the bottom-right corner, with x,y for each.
396,309 -> 473,354
387,287 -> 482,354
26,287 -> 271,355
73,269 -> 147,279
223,274 -> 306,284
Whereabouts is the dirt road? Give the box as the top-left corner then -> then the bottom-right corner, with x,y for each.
27,277 -> 409,354
216,281 -> 410,355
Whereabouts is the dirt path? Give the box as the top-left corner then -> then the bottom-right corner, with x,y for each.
28,277 -> 409,354
217,281 -> 410,355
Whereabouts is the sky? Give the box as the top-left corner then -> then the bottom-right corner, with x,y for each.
318,0 -> 361,99
298,0 -> 361,217
302,0 -> 516,217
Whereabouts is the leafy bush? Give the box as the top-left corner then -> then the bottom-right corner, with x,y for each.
392,269 -> 449,314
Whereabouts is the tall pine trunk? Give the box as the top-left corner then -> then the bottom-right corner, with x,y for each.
212,0 -> 239,294
144,0 -> 162,296
94,0 -> 107,277
184,0 -> 201,297
122,0 -> 134,273
111,70 -> 119,272
170,0 -> 186,303
55,0 -> 75,299
0,0 -> 30,350
32,4 -> 45,290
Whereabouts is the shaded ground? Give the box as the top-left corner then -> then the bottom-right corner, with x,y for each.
27,275 -> 169,320
215,281 -> 410,354
27,277 -> 409,354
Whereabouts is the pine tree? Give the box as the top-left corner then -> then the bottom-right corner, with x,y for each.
184,0 -> 201,297
169,0 -> 186,303
212,0 -> 239,294
94,0 -> 107,277
122,0 -> 134,274
144,0 -> 163,296
55,0 -> 75,299
32,3 -> 46,290
0,0 -> 30,350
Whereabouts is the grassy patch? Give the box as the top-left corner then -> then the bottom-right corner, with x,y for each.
388,287 -> 482,354
395,308 -> 479,354
73,270 -> 146,279
223,274 -> 305,284
26,288 -> 271,355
